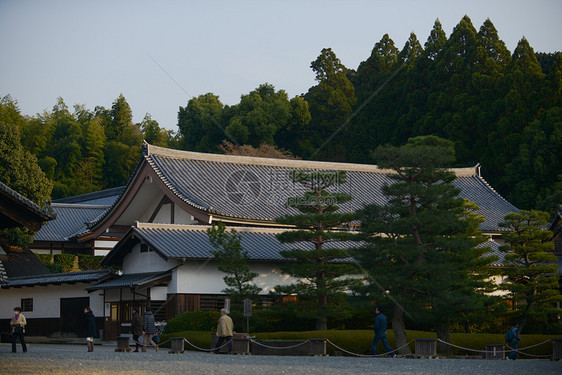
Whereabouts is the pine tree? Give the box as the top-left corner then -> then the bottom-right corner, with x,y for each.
354,136 -> 497,355
499,210 -> 562,332
274,170 -> 358,330
207,222 -> 261,301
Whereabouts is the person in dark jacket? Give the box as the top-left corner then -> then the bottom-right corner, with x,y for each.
507,321 -> 522,360
131,307 -> 144,352
371,307 -> 396,357
84,307 -> 96,352
143,306 -> 158,352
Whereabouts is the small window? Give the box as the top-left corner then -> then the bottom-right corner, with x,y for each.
21,298 -> 33,312
140,244 -> 149,253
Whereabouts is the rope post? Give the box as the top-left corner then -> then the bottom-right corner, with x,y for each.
552,338 -> 562,361
169,337 -> 185,354
485,344 -> 505,360
115,336 -> 131,352
232,335 -> 250,355
415,338 -> 437,358
308,338 -> 327,356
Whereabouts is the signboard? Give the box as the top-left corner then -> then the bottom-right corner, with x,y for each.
244,299 -> 252,317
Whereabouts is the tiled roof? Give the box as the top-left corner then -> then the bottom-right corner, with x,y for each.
142,144 -> 518,232
0,181 -> 55,230
53,186 -> 125,206
34,203 -> 110,241
1,269 -> 112,288
84,270 -> 171,291
478,239 -> 506,267
103,223 -> 362,265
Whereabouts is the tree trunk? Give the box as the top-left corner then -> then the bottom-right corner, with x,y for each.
392,305 -> 411,354
435,320 -> 452,357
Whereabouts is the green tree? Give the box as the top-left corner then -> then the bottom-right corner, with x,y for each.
499,210 -> 562,332
274,170 -> 358,330
225,83 -> 292,147
207,222 -> 261,301
0,97 -> 52,248
177,93 -> 225,152
354,136 -> 496,355
140,113 -> 168,147
305,48 -> 356,160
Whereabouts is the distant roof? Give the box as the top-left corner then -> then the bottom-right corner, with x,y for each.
91,143 -> 519,233
34,203 -> 110,242
0,247 -> 50,283
1,269 -> 112,288
102,223 -> 362,266
0,181 -> 55,231
53,186 -> 125,206
479,239 -> 507,267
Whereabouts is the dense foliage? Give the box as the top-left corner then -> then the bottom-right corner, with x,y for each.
1,16 -> 559,216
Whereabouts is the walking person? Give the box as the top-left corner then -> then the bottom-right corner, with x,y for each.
131,307 -> 143,352
10,307 -> 27,353
143,307 -> 158,352
213,308 -> 234,354
84,307 -> 96,352
506,321 -> 521,360
371,306 -> 396,357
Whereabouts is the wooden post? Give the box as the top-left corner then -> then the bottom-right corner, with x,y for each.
485,344 -> 505,359
308,338 -> 327,356
415,338 -> 437,358
552,338 -> 562,361
232,336 -> 250,354
169,337 -> 185,354
115,336 -> 131,352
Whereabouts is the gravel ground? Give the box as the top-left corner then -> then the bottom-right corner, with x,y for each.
1,343 -> 561,375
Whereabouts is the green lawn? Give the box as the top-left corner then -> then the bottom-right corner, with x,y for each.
160,330 -> 560,357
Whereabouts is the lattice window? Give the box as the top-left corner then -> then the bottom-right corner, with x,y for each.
21,298 -> 33,312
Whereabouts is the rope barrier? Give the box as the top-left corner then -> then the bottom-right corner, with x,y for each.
437,338 -> 553,358
183,337 -> 232,352
249,339 -> 310,350
326,339 -> 414,357
118,335 -> 554,359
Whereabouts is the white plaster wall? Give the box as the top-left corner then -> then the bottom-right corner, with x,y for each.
153,203 -> 171,223
0,284 -> 104,319
175,261 -> 297,294
174,207 -> 197,224
122,244 -> 179,274
151,286 -> 167,301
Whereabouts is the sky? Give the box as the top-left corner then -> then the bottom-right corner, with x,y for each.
1,0 -> 561,131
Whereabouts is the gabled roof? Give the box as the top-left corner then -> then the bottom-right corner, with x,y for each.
1,269 -> 112,288
0,181 -> 55,231
90,143 -> 519,234
102,223 -> 362,266
34,203 -> 110,242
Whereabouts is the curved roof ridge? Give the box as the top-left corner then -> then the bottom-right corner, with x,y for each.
52,203 -> 111,209
135,222 -> 294,233
473,174 -> 519,212
144,142 -> 479,176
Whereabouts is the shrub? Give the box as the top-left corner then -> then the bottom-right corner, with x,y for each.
53,254 -> 75,272
36,254 -> 53,265
45,263 -> 63,273
164,311 -> 220,334
77,254 -> 103,270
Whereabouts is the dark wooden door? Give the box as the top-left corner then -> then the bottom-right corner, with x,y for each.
60,297 -> 90,337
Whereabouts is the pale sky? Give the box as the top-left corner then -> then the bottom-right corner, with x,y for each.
1,0 -> 561,131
